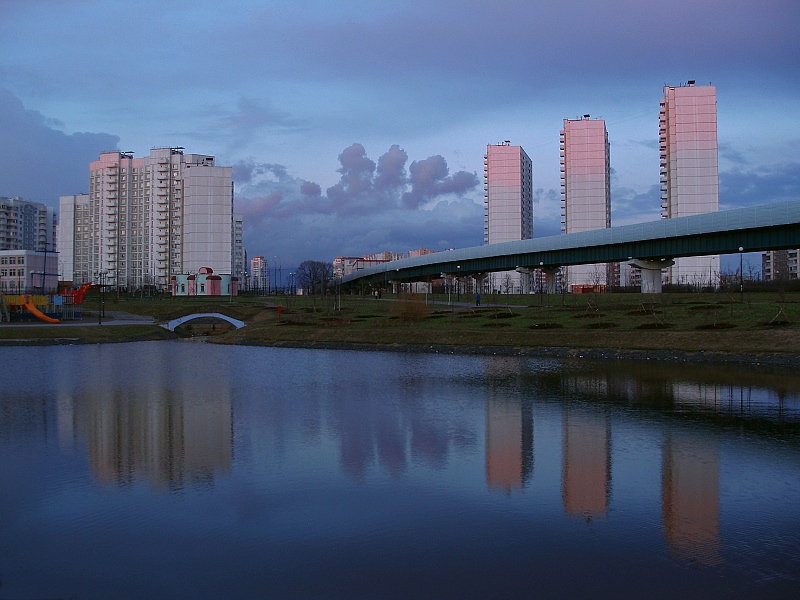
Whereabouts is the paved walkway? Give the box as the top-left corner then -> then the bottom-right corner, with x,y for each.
0,310 -> 156,327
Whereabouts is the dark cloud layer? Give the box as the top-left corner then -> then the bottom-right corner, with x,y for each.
0,88 -> 119,205
5,1 -> 798,133
720,163 -> 800,209
235,143 -> 482,268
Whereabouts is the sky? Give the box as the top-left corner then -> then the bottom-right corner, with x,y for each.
1,0 -> 799,276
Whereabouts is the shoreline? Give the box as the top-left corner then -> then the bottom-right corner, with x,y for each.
2,333 -> 798,371
230,339 -> 800,371
2,312 -> 799,371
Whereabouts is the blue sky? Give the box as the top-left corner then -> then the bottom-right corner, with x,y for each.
1,0 -> 799,273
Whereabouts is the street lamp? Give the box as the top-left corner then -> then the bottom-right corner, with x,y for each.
97,271 -> 104,325
456,265 -> 460,301
739,246 -> 744,303
274,256 -> 281,293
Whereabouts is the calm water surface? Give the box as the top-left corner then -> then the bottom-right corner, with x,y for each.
0,341 -> 798,599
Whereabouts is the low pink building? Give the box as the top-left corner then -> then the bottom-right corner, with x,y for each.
172,267 -> 238,296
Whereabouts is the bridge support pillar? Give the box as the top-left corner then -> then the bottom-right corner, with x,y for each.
629,259 -> 675,294
515,267 -> 533,294
473,273 -> 488,294
543,267 -> 559,294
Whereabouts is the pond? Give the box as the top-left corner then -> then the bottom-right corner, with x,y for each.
0,341 -> 798,598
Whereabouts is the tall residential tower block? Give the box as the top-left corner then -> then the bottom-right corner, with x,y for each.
484,142 -> 533,293
0,197 -> 56,252
560,116 -> 612,290
660,82 -> 720,286
59,148 -> 234,290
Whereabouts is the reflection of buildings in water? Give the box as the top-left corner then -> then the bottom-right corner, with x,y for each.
57,392 -> 76,452
566,364 -> 800,422
661,431 -> 722,565
80,386 -> 232,490
485,395 -> 533,493
562,406 -> 611,519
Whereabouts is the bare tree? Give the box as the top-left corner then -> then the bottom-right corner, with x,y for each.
296,260 -> 333,296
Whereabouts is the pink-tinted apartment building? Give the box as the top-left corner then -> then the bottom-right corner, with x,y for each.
484,142 -> 533,293
560,116 -> 611,290
660,82 -> 720,286
60,148 -> 234,290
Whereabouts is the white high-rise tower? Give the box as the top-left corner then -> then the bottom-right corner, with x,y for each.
560,116 -> 611,290
660,81 -> 720,286
484,142 -> 533,293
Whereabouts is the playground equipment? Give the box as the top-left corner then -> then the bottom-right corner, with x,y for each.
65,282 -> 92,305
22,294 -> 60,323
0,283 -> 92,323
0,294 -> 61,323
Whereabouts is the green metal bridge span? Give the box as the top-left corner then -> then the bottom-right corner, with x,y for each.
341,200 -> 800,289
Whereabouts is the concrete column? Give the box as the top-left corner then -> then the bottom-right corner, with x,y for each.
544,267 -> 560,294
515,267 -> 533,294
629,259 -> 674,294
473,273 -> 488,293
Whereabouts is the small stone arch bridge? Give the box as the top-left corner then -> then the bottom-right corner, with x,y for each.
162,313 -> 246,332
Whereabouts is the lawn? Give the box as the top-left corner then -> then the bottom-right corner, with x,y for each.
2,291 -> 799,356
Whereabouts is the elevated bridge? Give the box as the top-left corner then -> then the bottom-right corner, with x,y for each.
341,200 -> 800,293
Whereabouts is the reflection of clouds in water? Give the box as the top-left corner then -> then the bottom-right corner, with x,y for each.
330,363 -> 469,478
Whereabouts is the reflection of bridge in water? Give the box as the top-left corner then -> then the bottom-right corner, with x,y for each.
343,200 -> 800,293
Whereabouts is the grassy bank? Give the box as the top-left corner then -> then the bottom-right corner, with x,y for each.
0,324 -> 175,344
2,291 -> 799,357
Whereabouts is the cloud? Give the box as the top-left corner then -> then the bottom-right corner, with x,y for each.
532,188 -> 562,238
0,88 -> 119,205
402,156 -> 478,209
611,184 -> 663,226
169,97 -> 307,151
210,97 -> 306,145
234,143 -> 481,267
718,142 -> 751,168
720,163 -> 800,209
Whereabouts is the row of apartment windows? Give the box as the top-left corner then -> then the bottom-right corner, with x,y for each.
0,256 -> 24,265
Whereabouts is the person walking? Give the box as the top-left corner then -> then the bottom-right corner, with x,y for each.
476,292 -> 481,306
